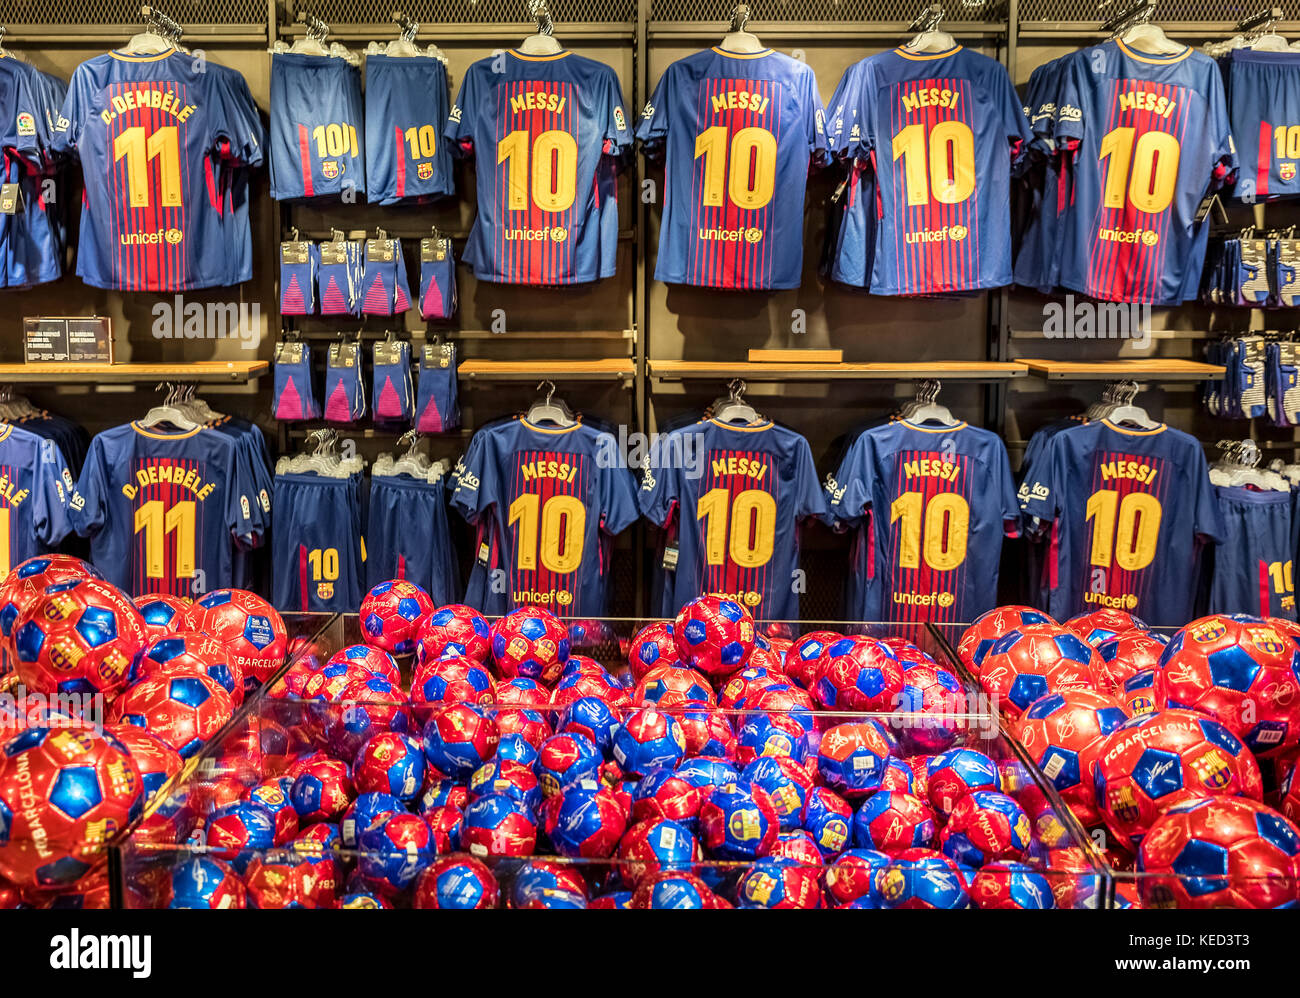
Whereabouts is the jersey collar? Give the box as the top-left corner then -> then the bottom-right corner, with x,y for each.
1101,417 -> 1167,436
708,417 -> 773,432
109,48 -> 177,62
1115,39 -> 1192,64
509,48 -> 572,62
901,418 -> 969,433
711,46 -> 775,59
130,420 -> 202,440
0,424 -> 11,444
894,44 -> 963,61
520,417 -> 582,434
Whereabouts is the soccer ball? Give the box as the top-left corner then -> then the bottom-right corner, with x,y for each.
874,849 -> 971,909
742,755 -> 814,831
634,663 -> 715,709
491,606 -> 570,683
289,757 -> 354,823
1013,689 -> 1130,828
510,859 -> 589,908
824,847 -> 889,906
628,621 -> 679,681
352,731 -> 425,801
0,557 -> 102,667
310,645 -> 401,693
358,812 -> 436,896
415,604 -> 492,664
677,704 -> 737,760
410,655 -> 496,723
976,624 -> 1099,716
1137,796 -> 1300,908
421,703 -> 499,781
412,853 -> 499,909
925,748 -> 1002,817
611,708 -> 687,776
424,805 -> 465,854
543,783 -> 627,858
718,667 -> 784,710
673,596 -> 756,679
957,606 -> 1056,670
618,818 -> 698,889
106,723 -> 182,809
461,792 -> 538,858
492,708 -> 552,750
1094,709 -> 1264,848
785,630 -> 843,691
133,594 -> 190,640
1156,614 -> 1300,755
181,589 -> 287,687
167,856 -> 246,909
110,674 -> 234,758
631,768 -> 703,828
897,664 -> 966,753
802,786 -> 853,858
938,790 -> 1032,866
816,637 -> 905,713
816,721 -> 894,799
699,783 -> 779,860
340,791 -> 404,849
130,632 -> 243,704
469,757 -> 541,813
204,802 -> 276,872
360,580 -> 433,655
736,711 -> 809,766
970,861 -> 1056,909
771,828 -> 823,867
244,854 -> 338,909
535,731 -> 602,797
737,856 -> 822,909
495,677 -> 549,708
325,676 -> 410,761
1096,630 -> 1169,691
1065,608 -> 1148,646
557,696 -> 620,754
10,578 -> 148,701
630,870 -> 722,909
852,791 -> 936,855
0,727 -> 144,888
551,658 -> 627,710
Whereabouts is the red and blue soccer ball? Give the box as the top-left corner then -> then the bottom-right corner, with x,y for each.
612,707 -> 687,776
802,786 -> 853,858
491,607 -> 570,683
0,556 -> 102,672
678,704 -> 737,760
824,847 -> 890,906
131,632 -> 243,704
510,859 -> 589,908
468,757 -> 541,813
244,779 -> 298,845
358,812 -> 436,896
737,856 -> 821,909
874,848 -> 971,909
1156,614 -> 1300,756
204,801 -> 276,872
360,580 -> 434,656
552,657 -> 628,710
852,791 -> 936,855
543,782 -> 627,858
0,728 -> 144,889
618,818 -> 699,889
413,854 -> 499,909
971,861 -> 1056,909
495,677 -> 550,708
897,663 -> 966,753
1096,629 -> 1169,692
1137,796 -> 1300,909
341,791 -> 404,849
325,676 -> 410,761
111,674 -> 235,759
181,589 -> 287,687
461,792 -> 538,858
631,870 -> 721,909
134,594 -> 191,640
416,604 -> 492,665
11,577 -> 149,701
816,637 -> 905,713
424,805 -> 465,853
535,731 -> 603,797
976,623 -> 1100,716
323,644 -> 402,685
422,703 -> 499,781
634,663 -> 715,709
493,708 -> 552,751
244,853 -> 338,909
816,720 -> 895,799
938,790 -> 1032,866
167,856 -> 246,909
410,656 -> 496,724
631,767 -> 703,827
737,711 -> 809,766
558,696 -> 620,754
1094,708 -> 1265,848
673,595 -> 756,679
628,621 -> 678,682
289,757 -> 354,823
925,747 -> 1002,817
1065,608 -> 1148,647
957,606 -> 1056,670
353,731 -> 426,801
699,783 -> 780,860
742,755 -> 814,831
785,630 -> 843,691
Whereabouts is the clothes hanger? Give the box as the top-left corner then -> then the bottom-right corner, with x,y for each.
902,4 -> 958,54
904,379 -> 960,427
1107,1 -> 1186,55
1213,440 -> 1290,491
712,379 -> 761,425
1103,381 -> 1160,430
285,11 -> 331,56
526,380 -> 577,427
139,383 -> 200,431
719,3 -> 766,53
122,7 -> 175,55
519,0 -> 563,55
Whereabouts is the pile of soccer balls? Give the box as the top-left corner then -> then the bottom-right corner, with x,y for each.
125,583 -> 1095,909
0,555 -> 288,907
961,606 -> 1300,908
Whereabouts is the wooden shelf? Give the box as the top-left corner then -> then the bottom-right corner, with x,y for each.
457,359 -> 635,383
1020,359 -> 1226,382
649,360 -> 1029,382
0,361 -> 268,385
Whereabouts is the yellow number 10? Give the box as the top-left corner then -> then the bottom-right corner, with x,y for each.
1099,126 -> 1180,214
497,129 -> 578,212
693,125 -> 777,209
134,500 -> 196,580
697,488 -> 776,568
889,491 -> 970,571
508,493 -> 586,573
1085,489 -> 1162,571
891,121 -> 976,207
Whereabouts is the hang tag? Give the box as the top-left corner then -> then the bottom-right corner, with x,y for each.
374,340 -> 406,366
0,183 -> 21,215
422,343 -> 454,368
274,341 -> 304,364
662,544 -> 679,571
280,240 -> 311,264
320,241 -> 350,266
1195,192 -> 1227,225
366,238 -> 396,262
421,237 -> 451,262
329,342 -> 360,369
477,542 -> 491,566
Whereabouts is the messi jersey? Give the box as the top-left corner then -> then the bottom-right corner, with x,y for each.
638,47 -> 827,290
825,56 -> 878,289
1226,49 -> 1300,202
269,53 -> 365,200
1207,486 -> 1298,619
70,422 -> 264,597
848,46 -> 1029,295
52,49 -> 262,291
639,418 -> 827,620
0,424 -> 73,580
446,49 -> 631,285
450,417 -> 640,616
825,420 -> 1020,623
1020,419 -> 1225,625
1053,40 -> 1235,304
364,54 -> 455,204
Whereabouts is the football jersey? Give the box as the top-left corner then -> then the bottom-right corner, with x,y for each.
450,417 -> 640,616
0,423 -> 74,580
824,419 -> 1020,623
845,45 -> 1030,295
363,54 -> 455,204
639,417 -> 827,620
365,474 -> 459,605
272,472 -> 364,613
70,422 -> 264,597
446,49 -> 631,285
269,52 -> 365,200
825,56 -> 878,289
1020,419 -> 1225,625
637,47 -> 828,289
1052,40 -> 1235,304
52,48 -> 263,290
1012,53 -> 1076,292
1206,486 -> 1298,619
1225,48 -> 1300,202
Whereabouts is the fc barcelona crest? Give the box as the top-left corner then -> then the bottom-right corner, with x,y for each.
321,160 -> 339,180
1283,162 -> 1296,181
418,162 -> 434,180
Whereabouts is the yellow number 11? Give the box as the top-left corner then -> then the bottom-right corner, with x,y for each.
113,125 -> 182,208
134,500 -> 196,580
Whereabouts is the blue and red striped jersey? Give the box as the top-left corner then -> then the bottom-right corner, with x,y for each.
1053,40 -> 1235,304
638,47 -> 827,290
848,45 -> 1030,295
1019,419 -> 1225,625
639,417 -> 827,620
52,48 -> 262,291
1225,48 -> 1300,203
446,49 -> 631,285
363,54 -> 455,205
69,423 -> 265,598
824,419 -> 1020,624
450,417 -> 640,616
0,423 -> 73,579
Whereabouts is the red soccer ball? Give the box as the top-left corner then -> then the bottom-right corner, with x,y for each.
490,607 -> 570,684
360,580 -> 434,656
673,595 -> 757,679
678,704 -> 738,760
10,578 -> 148,702
1156,614 -> 1300,756
0,557 -> 102,669
130,632 -> 244,705
1065,608 -> 1147,647
412,854 -> 499,909
633,663 -> 716,709
182,589 -> 287,687
415,604 -> 492,665
785,630 -> 843,690
957,606 -> 1056,670
410,655 -> 497,724
1094,709 -> 1264,849
133,594 -> 191,640
628,621 -> 679,682
816,637 -> 905,713
1138,797 -> 1300,909
0,728 -> 144,888
897,663 -> 967,753
976,623 -> 1099,716
110,674 -> 235,759
1095,629 -> 1169,692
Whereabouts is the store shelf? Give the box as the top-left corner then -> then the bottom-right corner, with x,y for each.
648,360 -> 1029,382
0,361 -> 268,385
1020,359 -> 1226,382
1009,328 -> 1218,341
457,359 -> 636,383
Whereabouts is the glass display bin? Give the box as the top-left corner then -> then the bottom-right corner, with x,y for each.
112,616 -> 1109,909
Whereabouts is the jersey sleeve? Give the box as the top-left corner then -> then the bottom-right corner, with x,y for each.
599,463 -> 640,536
989,440 -> 1022,538
50,67 -> 88,157
824,432 -> 873,526
3,70 -> 49,167
449,430 -> 495,522
216,70 -> 265,168
993,61 -> 1033,167
601,68 -> 633,157
1206,65 -> 1236,188
1190,448 -> 1227,543
825,61 -> 865,159
32,437 -> 73,547
794,437 -> 829,519
1052,48 -> 1091,148
635,68 -> 671,156
225,443 -> 264,549
637,439 -> 681,528
1019,433 -> 1065,525
445,65 -> 480,156
68,436 -> 110,539
803,66 -> 830,166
